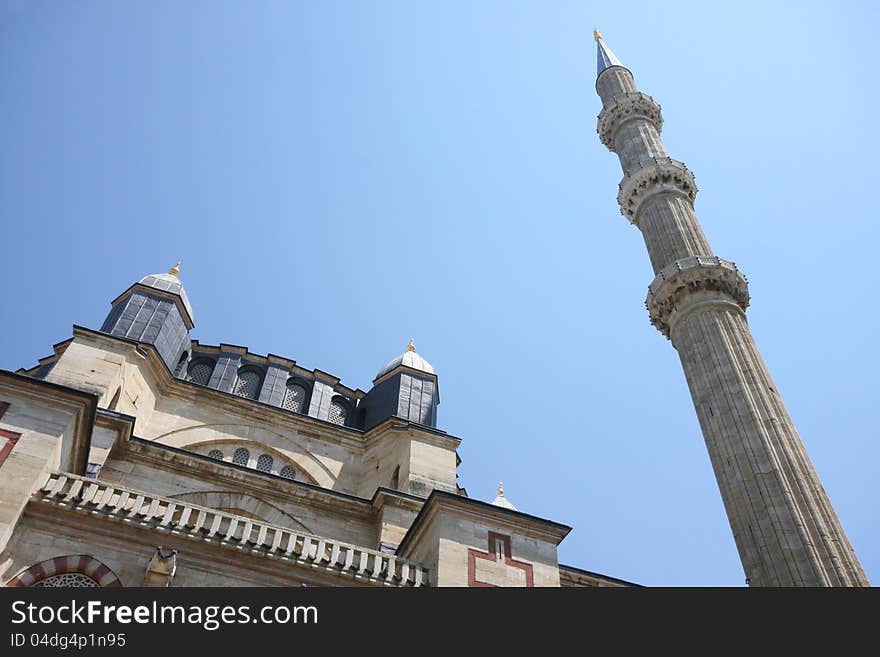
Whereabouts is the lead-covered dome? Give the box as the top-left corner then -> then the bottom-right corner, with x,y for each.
375,340 -> 434,380
138,264 -> 194,325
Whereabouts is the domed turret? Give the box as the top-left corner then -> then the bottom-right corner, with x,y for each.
375,339 -> 434,380
361,340 -> 440,431
101,263 -> 194,373
136,267 -> 194,326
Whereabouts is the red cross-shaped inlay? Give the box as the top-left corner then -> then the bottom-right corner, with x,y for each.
0,402 -> 22,469
467,531 -> 534,587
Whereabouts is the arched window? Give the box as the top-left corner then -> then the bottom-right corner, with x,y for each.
6,555 -> 123,588
232,447 -> 250,466
257,454 -> 273,473
207,449 -> 223,460
282,380 -> 309,413
186,359 -> 215,386
280,465 -> 296,480
233,367 -> 263,400
329,397 -> 349,426
173,351 -> 189,378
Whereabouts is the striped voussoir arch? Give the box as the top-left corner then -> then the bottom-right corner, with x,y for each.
5,555 -> 123,587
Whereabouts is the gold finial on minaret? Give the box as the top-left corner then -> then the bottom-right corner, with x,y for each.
497,482 -> 504,497
407,339 -> 416,352
594,27 -> 603,42
168,261 -> 181,276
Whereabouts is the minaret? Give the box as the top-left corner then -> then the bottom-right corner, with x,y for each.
593,30 -> 868,586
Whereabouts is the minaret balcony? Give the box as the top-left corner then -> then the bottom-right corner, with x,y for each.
646,256 -> 750,338
618,157 -> 697,225
597,91 -> 663,151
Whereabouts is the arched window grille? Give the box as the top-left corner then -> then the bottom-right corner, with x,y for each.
282,380 -> 309,413
280,466 -> 296,480
233,367 -> 263,400
186,359 -> 215,386
33,573 -> 100,588
232,447 -> 250,466
256,454 -> 273,473
329,397 -> 349,426
207,449 -> 223,460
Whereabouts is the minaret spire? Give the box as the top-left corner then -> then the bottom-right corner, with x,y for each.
594,28 -> 624,77
594,37 -> 868,586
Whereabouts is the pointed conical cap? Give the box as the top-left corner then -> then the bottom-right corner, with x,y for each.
595,29 -> 624,77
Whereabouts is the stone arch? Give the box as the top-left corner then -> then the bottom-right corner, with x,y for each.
155,423 -> 335,487
169,491 -> 313,533
5,555 -> 123,588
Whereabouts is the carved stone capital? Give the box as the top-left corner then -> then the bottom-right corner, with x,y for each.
618,157 -> 697,225
646,256 -> 750,338
597,92 -> 663,151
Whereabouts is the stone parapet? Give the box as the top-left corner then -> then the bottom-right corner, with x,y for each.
618,157 -> 697,225
31,472 -> 429,587
646,256 -> 750,338
597,91 -> 663,151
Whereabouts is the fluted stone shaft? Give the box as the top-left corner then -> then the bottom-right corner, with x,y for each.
597,61 -> 868,586
638,194 -> 713,273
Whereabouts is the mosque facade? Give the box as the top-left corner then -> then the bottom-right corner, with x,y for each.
0,34 -> 866,588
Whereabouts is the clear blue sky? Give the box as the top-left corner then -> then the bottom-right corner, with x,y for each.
2,1 -> 877,586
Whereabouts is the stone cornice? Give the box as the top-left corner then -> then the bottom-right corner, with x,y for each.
0,369 -> 96,476
618,157 -> 697,225
646,256 -> 750,338
558,563 -> 641,587
396,490 -> 571,559
597,91 -> 663,151
70,326 -> 369,451
94,408 -> 136,443
16,337 -> 74,377
362,416 -> 461,452
370,487 -> 426,515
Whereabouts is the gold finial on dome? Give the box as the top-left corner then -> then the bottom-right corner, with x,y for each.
594,27 -> 603,42
497,482 -> 504,497
169,261 -> 181,276
407,339 -> 416,352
